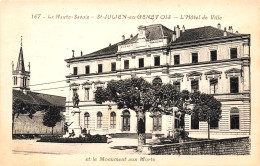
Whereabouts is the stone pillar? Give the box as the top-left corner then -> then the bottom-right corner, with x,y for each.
68,107 -> 82,137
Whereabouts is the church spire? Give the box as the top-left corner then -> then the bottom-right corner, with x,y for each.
16,36 -> 25,72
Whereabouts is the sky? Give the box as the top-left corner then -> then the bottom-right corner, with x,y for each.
1,1 -> 259,98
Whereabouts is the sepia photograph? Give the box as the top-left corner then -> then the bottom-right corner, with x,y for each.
0,0 -> 260,165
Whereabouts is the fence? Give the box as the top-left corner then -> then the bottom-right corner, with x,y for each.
142,137 -> 250,155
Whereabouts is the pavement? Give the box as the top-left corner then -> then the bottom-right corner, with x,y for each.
12,138 -> 152,155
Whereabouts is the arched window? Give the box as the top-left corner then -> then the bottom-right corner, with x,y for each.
153,115 -> 162,131
122,110 -> 130,131
110,112 -> 116,129
152,77 -> 162,87
13,76 -> 17,85
230,107 -> 239,129
84,112 -> 90,129
97,112 -> 103,128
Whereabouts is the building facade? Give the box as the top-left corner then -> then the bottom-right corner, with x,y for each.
65,24 -> 250,138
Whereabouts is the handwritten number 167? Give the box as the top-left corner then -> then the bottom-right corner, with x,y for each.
32,14 -> 41,19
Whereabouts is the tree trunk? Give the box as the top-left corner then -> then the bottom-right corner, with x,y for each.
137,111 -> 145,152
208,119 -> 210,140
52,127 -> 54,135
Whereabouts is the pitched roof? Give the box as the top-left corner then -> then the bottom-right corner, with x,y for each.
171,26 -> 242,45
13,90 -> 66,107
67,24 -> 247,61
16,47 -> 26,72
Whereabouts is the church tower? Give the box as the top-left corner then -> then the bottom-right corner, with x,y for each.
12,36 -> 30,91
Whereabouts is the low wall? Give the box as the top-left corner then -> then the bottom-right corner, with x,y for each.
142,137 -> 250,155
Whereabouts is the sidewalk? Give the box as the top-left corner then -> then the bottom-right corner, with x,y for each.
12,138 -> 148,155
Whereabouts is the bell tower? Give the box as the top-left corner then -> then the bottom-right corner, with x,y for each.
12,36 -> 30,91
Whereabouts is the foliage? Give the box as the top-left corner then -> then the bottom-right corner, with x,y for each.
43,106 -> 63,134
12,99 -> 38,118
37,134 -> 107,143
95,77 -> 179,115
190,91 -> 222,123
174,129 -> 189,140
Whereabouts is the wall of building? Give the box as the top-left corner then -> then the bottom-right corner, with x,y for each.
13,111 -> 64,135
65,32 -> 250,138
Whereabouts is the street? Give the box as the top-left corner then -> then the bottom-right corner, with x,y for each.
12,138 -> 153,155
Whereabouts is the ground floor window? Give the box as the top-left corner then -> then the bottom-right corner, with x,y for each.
84,112 -> 90,128
110,112 -> 116,129
210,119 -> 219,129
230,107 -> 239,129
153,116 -> 162,131
97,112 -> 102,128
122,110 -> 130,131
191,114 -> 199,129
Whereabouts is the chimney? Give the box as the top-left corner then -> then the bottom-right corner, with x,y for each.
217,23 -> 221,29
109,43 -> 111,46
224,27 -> 227,37
81,51 -> 83,56
122,35 -> 125,41
130,34 -> 133,40
182,25 -> 185,33
230,26 -> 233,33
72,50 -> 75,58
172,31 -> 176,42
176,25 -> 180,38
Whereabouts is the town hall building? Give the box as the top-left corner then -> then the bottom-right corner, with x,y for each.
64,24 -> 250,138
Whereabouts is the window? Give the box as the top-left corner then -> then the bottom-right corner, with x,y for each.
122,110 -> 130,131
23,77 -> 27,87
174,55 -> 180,65
230,48 -> 237,59
230,77 -> 239,93
97,112 -> 103,128
191,114 -> 199,129
152,77 -> 162,87
139,58 -> 144,68
98,64 -> 103,73
192,53 -> 198,63
72,89 -> 78,96
210,50 -> 217,61
191,80 -> 199,93
153,116 -> 162,131
173,81 -> 181,91
210,79 -> 218,94
111,62 -> 116,71
154,56 -> 160,66
124,60 -> 129,69
73,67 -> 78,75
85,65 -> 90,74
110,112 -> 116,129
13,76 -> 17,85
84,88 -> 89,101
210,119 -> 219,129
84,112 -> 90,128
230,107 -> 239,129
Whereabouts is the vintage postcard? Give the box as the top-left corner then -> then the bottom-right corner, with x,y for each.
0,0 -> 260,166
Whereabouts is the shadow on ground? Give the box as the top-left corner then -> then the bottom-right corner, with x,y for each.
110,146 -> 137,150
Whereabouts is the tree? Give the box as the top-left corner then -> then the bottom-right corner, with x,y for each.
12,99 -> 38,136
43,106 -> 62,135
95,77 -> 179,151
190,91 -> 222,139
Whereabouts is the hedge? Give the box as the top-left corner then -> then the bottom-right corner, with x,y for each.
37,134 -> 107,143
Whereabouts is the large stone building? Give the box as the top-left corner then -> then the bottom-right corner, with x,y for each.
65,24 -> 250,138
12,39 -> 66,136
